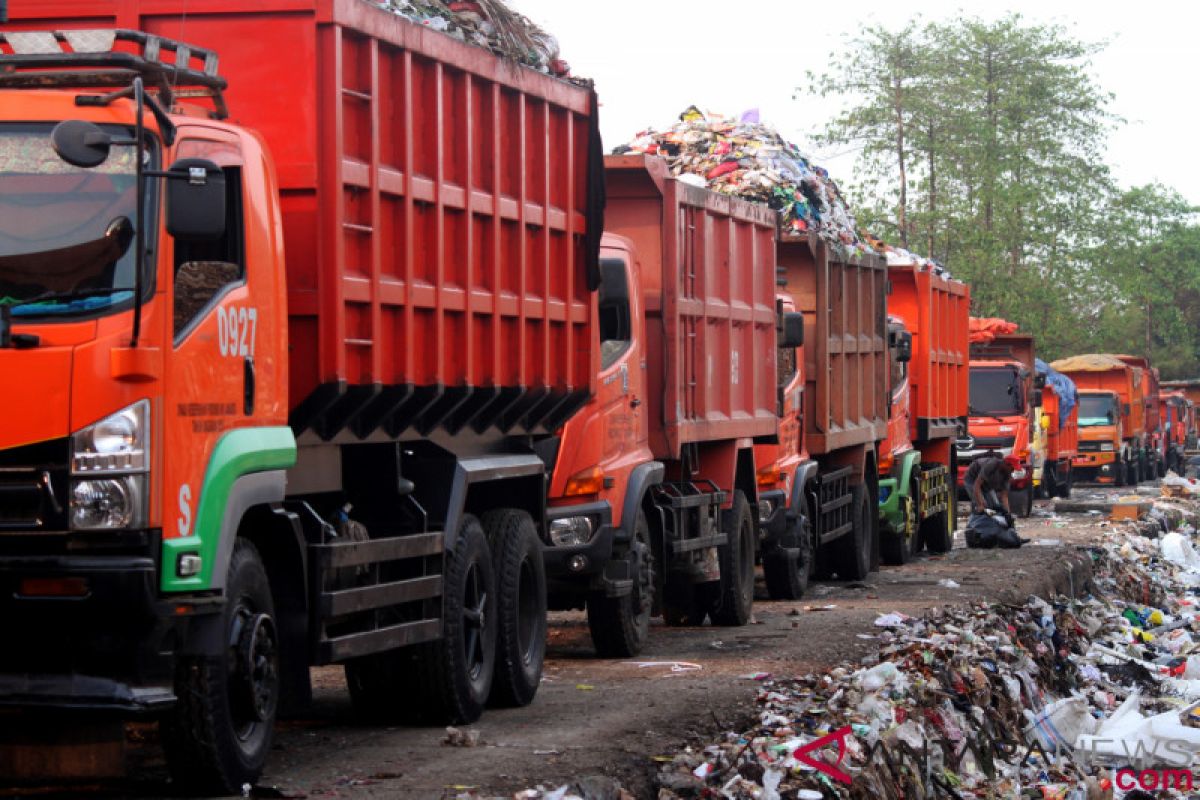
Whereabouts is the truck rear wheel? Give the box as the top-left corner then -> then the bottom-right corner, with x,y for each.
661,577 -> 709,626
1056,466 -> 1073,499
832,483 -> 871,580
587,510 -> 654,657
163,539 -> 279,795
411,515 -> 497,723
763,493 -> 814,600
710,490 -> 755,626
481,509 -> 546,707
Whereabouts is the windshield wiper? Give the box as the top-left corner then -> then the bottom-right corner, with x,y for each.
3,286 -> 135,313
968,404 -> 1009,422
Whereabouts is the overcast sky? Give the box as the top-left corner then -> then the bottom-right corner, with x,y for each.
511,0 -> 1196,208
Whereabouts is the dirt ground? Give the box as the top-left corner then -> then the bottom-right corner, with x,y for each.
0,484 -> 1139,800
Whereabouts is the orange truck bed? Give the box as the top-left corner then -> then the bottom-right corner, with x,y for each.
780,236 -> 888,455
887,263 -> 969,441
1053,354 -> 1145,439
5,0 -> 604,440
602,155 -> 779,460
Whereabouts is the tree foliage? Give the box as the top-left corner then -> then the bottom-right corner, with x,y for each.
806,15 -> 1200,378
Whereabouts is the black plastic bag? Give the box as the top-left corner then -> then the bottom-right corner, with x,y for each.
965,512 -> 1023,549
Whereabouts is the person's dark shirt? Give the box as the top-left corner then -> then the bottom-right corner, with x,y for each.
964,454 -> 1012,492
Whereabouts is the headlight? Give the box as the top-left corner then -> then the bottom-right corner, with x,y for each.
70,400 -> 150,530
71,476 -> 147,530
1100,443 -> 1114,452
72,400 -> 149,473
548,516 -> 595,546
758,498 -> 776,524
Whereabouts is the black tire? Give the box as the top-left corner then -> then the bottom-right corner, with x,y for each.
481,509 -> 546,708
882,476 -> 918,566
867,472 -> 881,573
709,491 -> 755,626
410,515 -> 497,724
163,540 -> 279,795
1040,466 -> 1055,500
1013,482 -> 1034,518
1132,458 -> 1142,485
920,470 -> 952,554
831,483 -> 871,580
1056,466 -> 1073,499
1115,456 -> 1129,487
763,493 -> 814,601
587,510 -> 654,658
344,650 -> 419,723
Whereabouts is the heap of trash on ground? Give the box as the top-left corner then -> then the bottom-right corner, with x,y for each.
372,0 -> 572,77
508,475 -> 1200,800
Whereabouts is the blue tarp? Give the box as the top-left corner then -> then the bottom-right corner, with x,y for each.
1036,358 -> 1078,428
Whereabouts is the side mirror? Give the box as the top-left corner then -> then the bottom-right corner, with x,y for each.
894,331 -> 913,364
166,159 -> 226,241
1033,374 -> 1047,390
779,312 -> 805,349
1031,390 -> 1042,408
51,120 -> 114,168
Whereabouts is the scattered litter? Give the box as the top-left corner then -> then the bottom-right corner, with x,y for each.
872,612 -> 911,627
623,661 -> 703,674
442,726 -> 481,747
575,684 -> 595,691
740,672 -> 773,681
937,578 -> 961,588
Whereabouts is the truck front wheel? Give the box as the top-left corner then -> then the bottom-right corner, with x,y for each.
163,539 -> 279,795
763,493 -> 814,600
587,510 -> 654,657
481,509 -> 546,708
710,490 -> 755,626
412,514 -> 497,723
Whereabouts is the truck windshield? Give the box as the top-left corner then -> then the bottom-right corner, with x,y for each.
1079,394 -> 1117,427
0,123 -> 156,319
969,367 -> 1023,416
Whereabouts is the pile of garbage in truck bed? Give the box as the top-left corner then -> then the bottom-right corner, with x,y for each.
615,107 -> 870,254
640,487 -> 1200,799
372,0 -> 571,76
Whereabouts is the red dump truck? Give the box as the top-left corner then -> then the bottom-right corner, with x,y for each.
959,325 -> 1040,516
0,2 -> 602,790
876,260 -> 969,563
1035,360 -> 1078,498
1118,355 -> 1165,478
1162,379 -> 1200,451
752,234 -> 889,595
1051,354 -> 1149,485
542,155 -> 784,656
1160,392 -> 1190,472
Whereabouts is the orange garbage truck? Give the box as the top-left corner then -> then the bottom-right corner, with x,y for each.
876,258 -> 969,564
1117,355 -> 1165,478
751,233 -> 889,596
1051,354 -> 1150,485
958,320 -> 1040,517
1034,359 -> 1078,498
542,155 -> 784,656
1162,379 -> 1200,450
1159,392 -> 1190,472
0,3 -> 604,790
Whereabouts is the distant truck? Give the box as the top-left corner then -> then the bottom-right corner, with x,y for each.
876,260 -> 969,563
1051,354 -> 1150,485
1117,355 -> 1165,478
1159,392 -> 1190,472
0,2 -> 603,790
958,323 -> 1039,516
1162,379 -> 1200,451
542,155 -> 786,657
1034,359 -> 1078,498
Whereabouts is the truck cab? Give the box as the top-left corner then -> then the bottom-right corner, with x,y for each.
958,353 -> 1039,516
1075,390 -> 1123,481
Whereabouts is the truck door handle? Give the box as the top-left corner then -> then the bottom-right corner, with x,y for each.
630,396 -> 642,409
243,356 -> 255,415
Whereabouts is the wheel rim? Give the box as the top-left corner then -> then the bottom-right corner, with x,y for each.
462,561 -> 488,682
515,556 -> 539,666
228,603 -> 279,742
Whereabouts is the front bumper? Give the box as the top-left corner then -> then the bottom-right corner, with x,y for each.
0,538 -> 216,713
1074,450 -> 1116,468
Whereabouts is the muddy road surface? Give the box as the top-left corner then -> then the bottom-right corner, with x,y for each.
1,486 -> 1135,799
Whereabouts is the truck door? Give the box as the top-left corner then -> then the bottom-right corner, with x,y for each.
159,131 -> 284,592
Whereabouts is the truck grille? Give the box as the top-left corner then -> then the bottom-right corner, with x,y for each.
1078,441 -> 1102,452
0,438 -> 70,533
957,435 -> 1014,452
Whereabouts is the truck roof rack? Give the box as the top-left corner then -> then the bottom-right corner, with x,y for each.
0,29 -> 228,119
